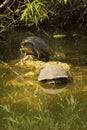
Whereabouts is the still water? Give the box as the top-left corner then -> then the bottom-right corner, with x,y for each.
0,28 -> 87,130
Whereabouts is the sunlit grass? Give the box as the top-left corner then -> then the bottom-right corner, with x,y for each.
0,93 -> 87,130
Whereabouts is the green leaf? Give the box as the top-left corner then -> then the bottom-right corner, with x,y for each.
64,0 -> 67,4
53,34 -> 66,38
20,0 -> 49,27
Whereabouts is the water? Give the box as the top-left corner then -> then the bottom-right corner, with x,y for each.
0,28 -> 87,129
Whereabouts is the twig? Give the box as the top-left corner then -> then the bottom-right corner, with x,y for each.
40,26 -> 50,38
0,17 -> 20,33
0,0 -> 10,10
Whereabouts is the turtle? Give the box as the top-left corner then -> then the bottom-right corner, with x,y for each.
38,65 -> 69,84
20,36 -> 51,61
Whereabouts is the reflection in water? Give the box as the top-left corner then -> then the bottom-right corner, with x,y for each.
0,29 -> 87,90
0,29 -> 87,129
40,82 -> 68,94
53,36 -> 87,66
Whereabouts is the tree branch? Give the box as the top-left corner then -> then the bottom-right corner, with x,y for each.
0,0 -> 10,10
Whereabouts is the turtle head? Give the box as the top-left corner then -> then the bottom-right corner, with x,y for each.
20,40 -> 36,57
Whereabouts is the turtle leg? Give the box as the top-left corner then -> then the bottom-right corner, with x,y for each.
41,52 -> 50,61
33,47 -> 40,60
20,48 -> 25,58
45,54 -> 50,61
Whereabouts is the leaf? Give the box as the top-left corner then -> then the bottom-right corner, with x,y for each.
4,117 -> 19,124
7,7 -> 13,13
0,104 -> 11,112
64,0 -> 67,4
53,34 -> 66,38
20,0 -> 49,27
58,0 -> 67,4
34,16 -> 38,26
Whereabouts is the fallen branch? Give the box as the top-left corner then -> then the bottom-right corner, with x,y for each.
0,0 -> 10,10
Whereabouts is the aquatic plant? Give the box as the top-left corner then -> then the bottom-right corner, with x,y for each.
0,93 -> 87,130
56,95 -> 87,130
0,60 -> 87,130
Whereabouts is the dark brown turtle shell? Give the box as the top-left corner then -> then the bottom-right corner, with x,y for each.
20,36 -> 51,61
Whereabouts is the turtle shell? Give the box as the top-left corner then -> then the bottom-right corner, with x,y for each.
38,65 -> 68,82
20,36 -> 51,61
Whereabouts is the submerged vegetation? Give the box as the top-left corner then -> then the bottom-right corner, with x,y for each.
0,83 -> 87,130
0,59 -> 87,130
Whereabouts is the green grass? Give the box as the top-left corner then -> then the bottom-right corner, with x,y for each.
0,89 -> 87,130
0,62 -> 87,130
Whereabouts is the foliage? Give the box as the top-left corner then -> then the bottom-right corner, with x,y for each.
48,0 -> 87,28
0,93 -> 87,130
0,0 -> 87,32
20,0 -> 49,26
58,0 -> 67,4
53,34 -> 67,38
0,0 -> 49,32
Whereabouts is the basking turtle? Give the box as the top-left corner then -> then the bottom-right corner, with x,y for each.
38,65 -> 69,84
20,36 -> 51,61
